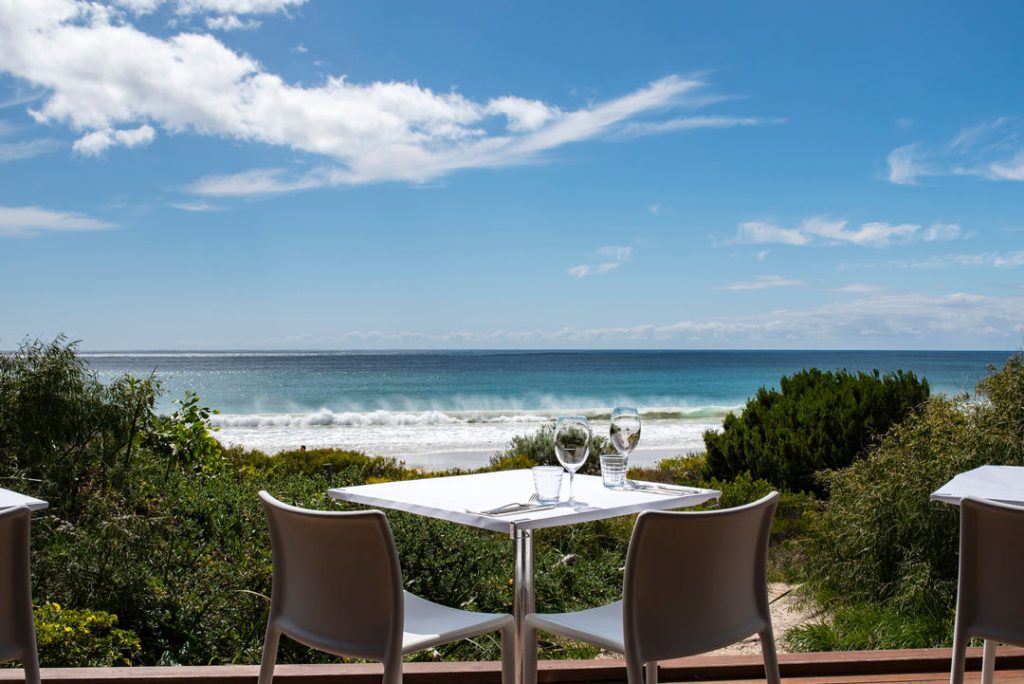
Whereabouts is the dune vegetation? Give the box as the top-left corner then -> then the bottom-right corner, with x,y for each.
1,337 -> 1021,665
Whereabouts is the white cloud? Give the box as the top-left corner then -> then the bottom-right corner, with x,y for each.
205,14 -> 260,30
736,220 -> 811,246
724,275 -> 803,291
72,125 -> 156,156
174,0 -> 304,13
294,291 -> 1024,348
567,262 -> 621,278
484,96 -> 560,132
189,167 -> 329,196
921,222 -> 963,241
735,216 -> 963,248
113,0 -> 304,14
887,144 -> 928,185
0,138 -> 62,162
170,201 -> 221,211
648,203 -> 663,215
568,244 -> 634,278
838,283 -> 884,293
0,205 -> 113,236
989,152 -> 1024,181
0,2 -> 768,194
887,118 -> 1024,184
617,115 -> 781,138
596,245 -> 632,261
806,219 -> 919,247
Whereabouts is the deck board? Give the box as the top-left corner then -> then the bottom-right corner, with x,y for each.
3,647 -> 1023,684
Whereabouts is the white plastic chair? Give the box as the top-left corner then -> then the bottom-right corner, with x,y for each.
524,492 -> 781,684
0,505 -> 41,684
257,491 -> 514,684
950,496 -> 1024,684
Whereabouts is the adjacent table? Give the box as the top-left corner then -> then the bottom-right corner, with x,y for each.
0,487 -> 48,511
930,465 -> 1024,506
329,469 -> 720,684
931,464 -> 1024,682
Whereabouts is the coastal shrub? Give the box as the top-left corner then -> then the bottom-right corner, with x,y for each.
33,602 -> 141,667
0,336 -> 161,509
704,368 -> 930,495
792,354 -> 1024,650
490,423 -> 613,475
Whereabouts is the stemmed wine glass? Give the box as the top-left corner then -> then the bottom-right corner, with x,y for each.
554,416 -> 591,506
608,407 -> 642,487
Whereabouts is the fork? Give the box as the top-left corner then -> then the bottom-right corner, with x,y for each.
470,494 -> 554,516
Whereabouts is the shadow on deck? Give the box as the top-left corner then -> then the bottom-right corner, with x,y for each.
3,647 -> 1023,684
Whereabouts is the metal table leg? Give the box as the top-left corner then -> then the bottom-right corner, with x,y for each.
513,528 -> 535,684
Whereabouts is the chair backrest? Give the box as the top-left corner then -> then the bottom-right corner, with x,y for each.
0,505 -> 34,662
955,496 -> 1024,645
622,492 -> 779,663
259,492 -> 404,661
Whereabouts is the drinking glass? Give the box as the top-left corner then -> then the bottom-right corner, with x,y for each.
554,416 -> 591,506
605,407 -> 641,488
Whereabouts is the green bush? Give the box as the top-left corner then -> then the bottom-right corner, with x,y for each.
794,354 -> 1024,650
490,423 -> 613,475
704,368 -> 929,495
34,602 -> 141,667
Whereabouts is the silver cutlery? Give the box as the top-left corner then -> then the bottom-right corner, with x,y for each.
469,494 -> 558,516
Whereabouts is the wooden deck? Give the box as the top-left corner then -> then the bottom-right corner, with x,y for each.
3,648 -> 1024,684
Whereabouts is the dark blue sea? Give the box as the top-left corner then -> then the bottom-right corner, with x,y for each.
84,350 -> 1013,469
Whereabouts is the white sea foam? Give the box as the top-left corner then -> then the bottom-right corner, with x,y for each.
212,408 -> 724,470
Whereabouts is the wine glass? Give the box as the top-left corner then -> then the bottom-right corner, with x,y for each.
609,406 -> 641,455
554,416 -> 591,506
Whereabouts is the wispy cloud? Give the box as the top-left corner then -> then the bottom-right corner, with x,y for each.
170,201 -> 222,212
0,1 -> 772,195
0,137 -> 62,162
0,205 -> 113,237
567,262 -> 621,278
724,275 -> 803,291
735,216 -> 964,248
886,251 -> 1024,270
568,245 -> 633,278
271,291 -> 1024,348
569,245 -> 630,278
616,115 -> 783,139
887,117 -> 1024,184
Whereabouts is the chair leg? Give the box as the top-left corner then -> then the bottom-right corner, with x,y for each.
948,624 -> 968,684
22,647 -> 41,684
625,653 -> 645,684
981,640 -> 996,684
500,621 -> 515,684
644,661 -> 657,684
759,628 -> 781,684
257,624 -> 280,684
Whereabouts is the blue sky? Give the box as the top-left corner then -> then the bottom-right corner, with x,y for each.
0,0 -> 1022,350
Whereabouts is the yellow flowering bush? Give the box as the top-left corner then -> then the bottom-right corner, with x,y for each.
34,603 -> 141,666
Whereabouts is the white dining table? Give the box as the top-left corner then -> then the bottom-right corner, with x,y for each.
931,464 -> 1024,684
930,464 -> 1024,506
329,468 -> 720,684
0,487 -> 48,511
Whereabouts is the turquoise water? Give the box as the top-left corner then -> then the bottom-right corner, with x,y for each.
84,350 -> 1013,468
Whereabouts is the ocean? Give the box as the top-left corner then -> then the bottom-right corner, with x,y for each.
83,350 -> 1013,470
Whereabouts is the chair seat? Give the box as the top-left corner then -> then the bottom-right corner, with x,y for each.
526,601 -> 625,654
402,592 -> 514,653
